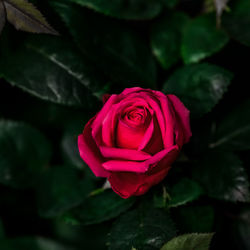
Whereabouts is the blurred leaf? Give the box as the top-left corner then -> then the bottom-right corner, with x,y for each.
0,36 -> 105,106
163,63 -> 233,116
108,205 -> 176,250
169,178 -> 203,207
160,233 -> 214,250
64,0 -> 162,20
37,166 -> 94,218
161,0 -> 178,9
151,12 -> 189,69
64,189 -> 135,225
0,237 -> 74,250
50,1 -> 156,87
229,207 -> 250,250
0,120 -> 51,188
193,151 -> 250,202
0,1 -> 6,34
3,0 -> 58,34
61,133 -> 83,170
61,119 -> 85,169
173,205 -> 215,233
182,14 -> 229,64
210,100 -> 250,150
222,0 -> 250,46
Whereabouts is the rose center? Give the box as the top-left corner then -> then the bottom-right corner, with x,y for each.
116,106 -> 151,149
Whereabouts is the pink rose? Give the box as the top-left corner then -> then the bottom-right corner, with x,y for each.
78,87 -> 191,198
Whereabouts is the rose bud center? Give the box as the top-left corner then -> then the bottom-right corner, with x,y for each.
116,106 -> 151,150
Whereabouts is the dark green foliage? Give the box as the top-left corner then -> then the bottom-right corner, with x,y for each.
0,36 -> 105,107
163,63 -> 233,116
37,166 -> 94,218
50,0 -> 157,87
160,233 -> 214,250
222,0 -> 250,46
0,0 -> 250,249
193,151 -> 250,202
63,0 -> 163,20
108,205 -> 176,250
64,189 -> 135,225
181,14 -> 229,64
151,12 -> 189,69
168,178 -> 204,207
0,120 -> 51,188
211,100 -> 250,150
173,205 -> 215,233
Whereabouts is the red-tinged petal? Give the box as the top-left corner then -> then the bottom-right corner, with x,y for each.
155,91 -> 175,148
167,94 -> 192,145
116,119 -> 146,149
143,94 -> 166,146
91,94 -> 118,144
143,116 -> 163,154
102,145 -> 178,174
78,119 -> 109,178
138,117 -> 154,150
100,146 -> 151,161
103,160 -> 148,173
108,165 -> 171,199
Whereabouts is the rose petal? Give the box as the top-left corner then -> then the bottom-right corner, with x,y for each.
116,118 -> 146,149
142,116 -> 163,154
103,160 -> 148,173
91,94 -> 118,144
78,119 -> 109,178
143,94 -> 166,146
100,146 -> 151,161
108,166 -> 171,199
167,94 -> 192,144
102,145 -> 178,174
138,117 -> 154,150
155,91 -> 175,148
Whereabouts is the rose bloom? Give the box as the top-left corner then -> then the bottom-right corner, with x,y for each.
78,87 -> 191,198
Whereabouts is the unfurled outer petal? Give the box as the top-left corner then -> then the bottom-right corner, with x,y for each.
108,165 -> 170,199
167,94 -> 192,145
103,145 -> 178,174
78,118 -> 109,178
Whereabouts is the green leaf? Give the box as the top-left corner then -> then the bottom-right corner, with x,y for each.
210,100 -> 250,150
173,205 -> 215,233
182,14 -> 229,64
50,1 -> 156,87
3,0 -> 58,34
169,178 -> 203,207
151,12 -> 189,69
0,35 -> 106,106
108,205 -> 176,250
37,166 -> 94,218
61,119 -> 85,169
161,0 -> 178,9
222,0 -> 250,46
0,1 -> 6,34
64,189 -> 135,225
160,233 -> 214,250
0,120 -> 51,188
193,151 -> 250,202
0,237 -> 74,250
64,0 -> 162,20
162,63 -> 233,116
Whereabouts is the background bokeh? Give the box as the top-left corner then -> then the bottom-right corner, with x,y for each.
1,0 -> 250,249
